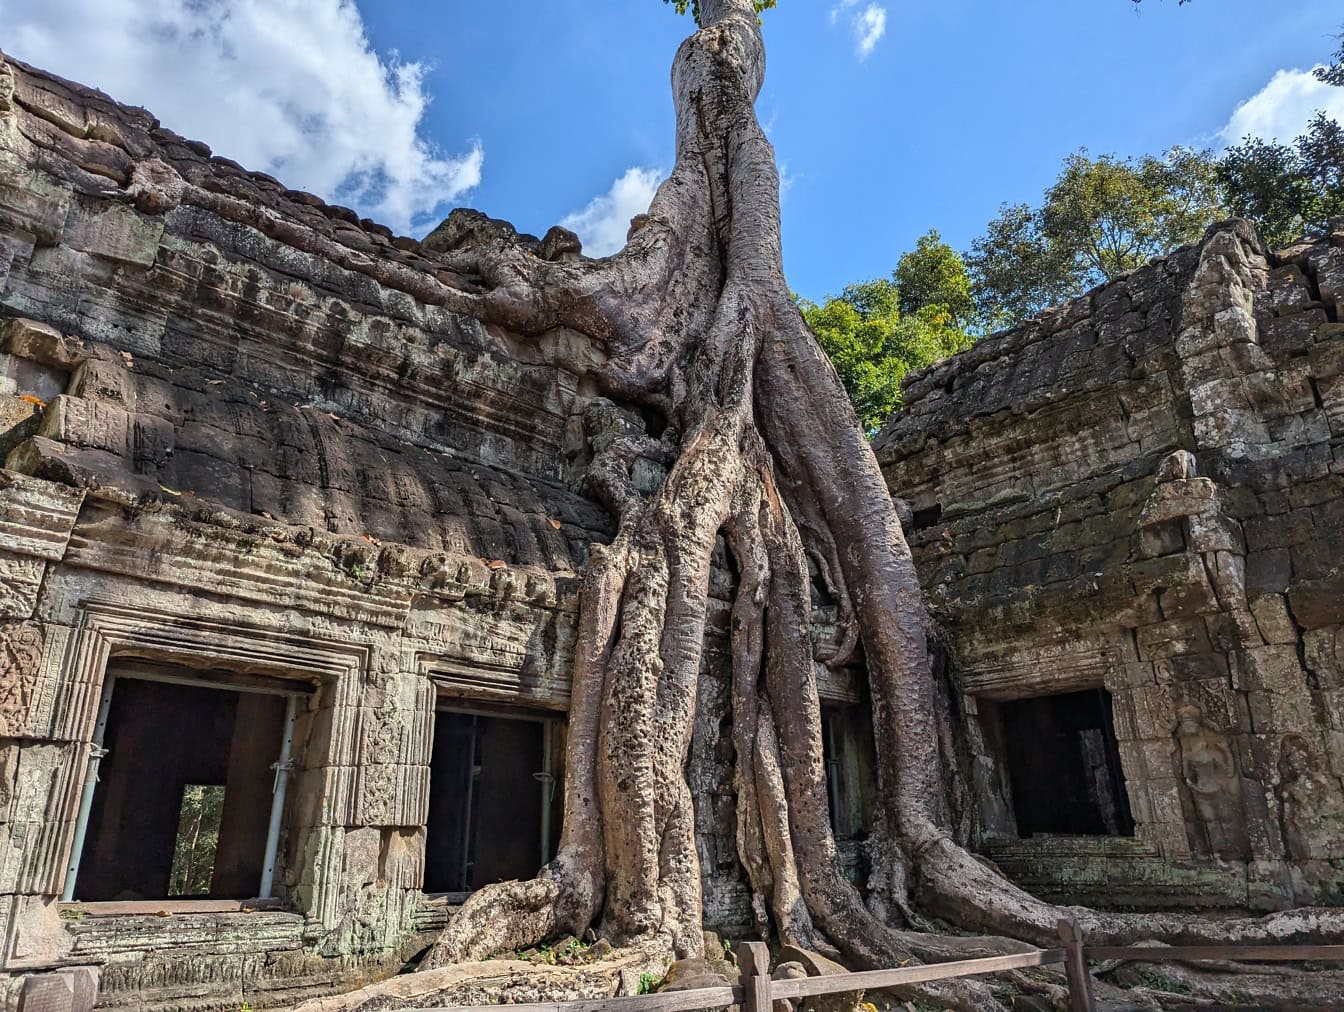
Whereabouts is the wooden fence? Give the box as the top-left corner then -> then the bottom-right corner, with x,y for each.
423,919 -> 1344,1012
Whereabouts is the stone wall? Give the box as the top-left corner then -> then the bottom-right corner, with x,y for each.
877,219 -> 1344,912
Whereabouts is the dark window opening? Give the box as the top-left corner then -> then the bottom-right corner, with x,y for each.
76,676 -> 289,901
911,504 -> 943,530
821,707 -> 876,842
1000,688 -> 1134,838
424,711 -> 559,894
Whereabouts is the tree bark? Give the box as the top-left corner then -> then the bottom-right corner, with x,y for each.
418,2 -> 1344,1006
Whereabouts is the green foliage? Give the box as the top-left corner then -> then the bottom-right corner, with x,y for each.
168,784 -> 225,897
1218,113 -> 1344,247
893,229 -> 975,327
968,146 -> 1224,329
637,972 -> 661,995
664,0 -> 777,26
802,233 -> 975,432
1315,29 -> 1343,87
1128,966 -> 1194,995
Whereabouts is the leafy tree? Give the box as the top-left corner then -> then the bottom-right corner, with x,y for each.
893,229 -> 976,327
965,201 -> 1080,329
1216,20 -> 1343,247
968,146 -> 1224,328
168,784 -> 225,897
801,235 -> 975,431
1217,113 -> 1344,247
1315,29 -> 1343,86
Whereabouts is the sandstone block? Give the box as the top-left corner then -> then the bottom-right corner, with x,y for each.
62,203 -> 162,269
0,555 -> 44,620
0,620 -> 44,734
1245,684 -> 1315,733
1245,549 -> 1291,596
1260,307 -> 1328,356
1304,627 -> 1344,687
1308,245 -> 1344,317
1136,478 -> 1215,527
0,319 -> 85,370
1231,644 -> 1303,693
1308,322 -> 1344,376
17,965 -> 97,1012
1136,618 -> 1212,661
1288,575 -> 1344,630
1249,595 -> 1298,645
36,396 -> 130,457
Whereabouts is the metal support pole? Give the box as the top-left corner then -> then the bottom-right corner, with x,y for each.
823,710 -> 843,835
460,715 -> 479,889
259,694 -> 299,900
61,678 -> 117,901
534,720 -> 557,865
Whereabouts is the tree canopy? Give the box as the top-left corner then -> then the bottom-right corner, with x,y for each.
1319,31 -> 1344,86
1218,113 -> 1344,247
966,147 -> 1224,329
801,232 -> 974,432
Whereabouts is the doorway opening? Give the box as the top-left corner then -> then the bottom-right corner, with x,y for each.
998,687 -> 1135,838
424,710 -> 559,896
67,670 -> 303,902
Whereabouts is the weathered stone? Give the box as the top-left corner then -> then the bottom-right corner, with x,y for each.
1,319 -> 86,370
1250,595 -> 1299,645
0,554 -> 43,619
1136,478 -> 1216,527
62,204 -> 163,269
17,966 -> 97,1012
1155,449 -> 1197,482
876,219 -> 1344,915
655,957 -> 737,992
0,621 -> 44,735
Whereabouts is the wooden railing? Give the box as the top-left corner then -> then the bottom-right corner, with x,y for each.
423,919 -> 1344,1012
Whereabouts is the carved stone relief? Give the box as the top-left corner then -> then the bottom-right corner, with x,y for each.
0,621 -> 43,736
1175,705 -> 1249,860
0,554 -> 44,620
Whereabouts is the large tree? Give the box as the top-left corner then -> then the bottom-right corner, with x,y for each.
968,146 -> 1224,329
801,233 -> 975,432
1218,113 -> 1344,247
400,4 -> 1344,1008
1319,30 -> 1344,86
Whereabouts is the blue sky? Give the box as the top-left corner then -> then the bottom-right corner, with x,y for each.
4,0 -> 1341,301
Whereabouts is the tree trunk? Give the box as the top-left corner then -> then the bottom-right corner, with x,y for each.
417,3 -> 1344,1006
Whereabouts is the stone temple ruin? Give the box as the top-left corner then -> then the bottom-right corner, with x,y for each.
0,50 -> 1343,1012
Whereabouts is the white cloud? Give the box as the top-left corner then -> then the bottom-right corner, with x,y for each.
1218,67 -> 1344,147
560,167 -> 663,258
830,1 -> 887,60
0,0 -> 481,235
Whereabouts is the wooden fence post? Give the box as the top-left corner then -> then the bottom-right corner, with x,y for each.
735,940 -> 772,1012
1057,917 -> 1096,1012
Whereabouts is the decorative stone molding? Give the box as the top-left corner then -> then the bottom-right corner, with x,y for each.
959,642 -> 1120,701
0,472 -> 84,562
1,598 -> 371,966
